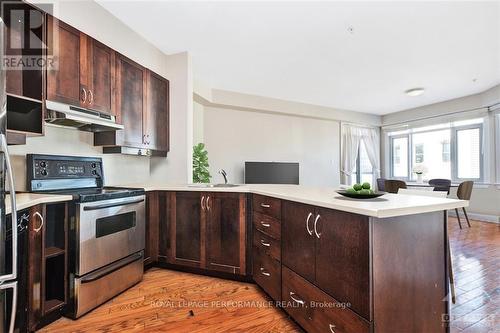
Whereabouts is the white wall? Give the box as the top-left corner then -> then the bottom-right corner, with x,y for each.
11,0 -> 193,190
203,106 -> 340,186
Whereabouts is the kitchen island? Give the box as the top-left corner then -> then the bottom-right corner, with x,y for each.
125,184 -> 466,333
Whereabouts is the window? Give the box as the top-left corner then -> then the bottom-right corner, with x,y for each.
391,136 -> 408,178
351,141 -> 374,186
388,118 -> 483,182
414,144 -> 424,163
442,140 -> 450,162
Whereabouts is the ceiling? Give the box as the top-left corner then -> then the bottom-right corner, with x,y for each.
97,1 -> 500,115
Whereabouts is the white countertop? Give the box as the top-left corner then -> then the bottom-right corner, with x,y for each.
6,193 -> 74,215
119,183 -> 468,218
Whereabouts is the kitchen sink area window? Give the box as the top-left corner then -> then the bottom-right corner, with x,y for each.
387,117 -> 485,182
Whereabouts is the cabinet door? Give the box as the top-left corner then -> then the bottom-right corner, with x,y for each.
206,193 -> 246,274
28,205 -> 44,331
315,208 -> 371,320
144,192 -> 159,267
87,38 -> 115,114
115,53 -> 146,147
282,201 -> 316,282
146,70 -> 169,152
46,16 -> 83,106
158,192 -> 173,263
170,192 -> 205,267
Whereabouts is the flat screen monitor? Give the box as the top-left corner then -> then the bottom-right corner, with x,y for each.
244,162 -> 299,185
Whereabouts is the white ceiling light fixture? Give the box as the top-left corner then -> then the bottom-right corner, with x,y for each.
405,88 -> 425,97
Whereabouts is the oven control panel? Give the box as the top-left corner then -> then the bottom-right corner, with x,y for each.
27,154 -> 104,191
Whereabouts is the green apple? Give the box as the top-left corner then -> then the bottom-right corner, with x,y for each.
359,189 -> 370,195
362,182 -> 371,190
346,188 -> 357,194
353,183 -> 363,191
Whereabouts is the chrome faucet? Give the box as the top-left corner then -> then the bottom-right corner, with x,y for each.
219,169 -> 228,184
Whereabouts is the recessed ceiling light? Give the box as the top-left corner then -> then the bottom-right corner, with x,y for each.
405,88 -> 425,97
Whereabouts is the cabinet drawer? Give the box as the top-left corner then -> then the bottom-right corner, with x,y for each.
253,247 -> 281,301
253,195 -> 281,219
282,266 -> 370,333
253,212 -> 281,240
253,229 -> 281,262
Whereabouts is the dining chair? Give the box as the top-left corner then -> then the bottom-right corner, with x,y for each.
429,178 -> 452,194
384,179 -> 407,194
454,181 -> 474,229
376,178 -> 386,192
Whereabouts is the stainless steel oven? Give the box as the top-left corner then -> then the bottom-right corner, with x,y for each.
75,195 -> 145,276
26,154 -> 147,319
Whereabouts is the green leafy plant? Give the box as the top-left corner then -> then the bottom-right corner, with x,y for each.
193,143 -> 211,183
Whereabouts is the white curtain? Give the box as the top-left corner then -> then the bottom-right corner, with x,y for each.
341,124 -> 380,185
341,125 -> 362,185
360,127 -> 380,180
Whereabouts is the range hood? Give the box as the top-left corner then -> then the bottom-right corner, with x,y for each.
45,100 -> 124,132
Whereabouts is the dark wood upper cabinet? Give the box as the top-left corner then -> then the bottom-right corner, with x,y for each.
114,53 -> 147,147
315,208 -> 371,320
46,16 -> 82,106
145,70 -> 169,153
206,193 -> 246,275
170,192 -> 205,268
47,16 -> 115,113
282,201 -> 316,282
86,38 -> 115,114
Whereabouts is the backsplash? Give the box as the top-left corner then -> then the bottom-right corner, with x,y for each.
8,125 -> 151,191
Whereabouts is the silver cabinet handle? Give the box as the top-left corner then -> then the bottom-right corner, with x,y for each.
0,281 -> 17,333
33,211 -> 44,233
260,267 -> 270,276
314,214 -> 321,239
306,212 -> 313,235
329,324 -> 336,333
206,196 -> 210,211
80,87 -> 87,103
260,221 -> 271,228
0,134 -> 17,283
260,203 -> 271,208
88,89 -> 94,104
289,292 -> 305,305
201,195 -> 206,211
260,239 -> 271,247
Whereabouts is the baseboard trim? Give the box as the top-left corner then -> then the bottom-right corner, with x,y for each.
449,210 -> 500,224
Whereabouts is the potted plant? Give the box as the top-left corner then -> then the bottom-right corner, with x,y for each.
193,143 -> 211,183
412,164 -> 428,184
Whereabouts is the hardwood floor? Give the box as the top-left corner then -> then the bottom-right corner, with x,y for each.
40,218 -> 498,333
448,218 -> 499,333
39,268 -> 300,333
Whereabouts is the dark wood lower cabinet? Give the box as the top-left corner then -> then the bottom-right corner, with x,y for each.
206,193 -> 246,274
315,208 -> 370,320
282,266 -> 370,333
170,191 -> 204,268
144,192 -> 159,266
28,205 -> 44,331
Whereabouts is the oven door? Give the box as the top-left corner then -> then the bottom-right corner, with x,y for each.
76,195 -> 145,276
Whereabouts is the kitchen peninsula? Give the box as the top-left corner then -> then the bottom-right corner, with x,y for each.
137,184 -> 466,333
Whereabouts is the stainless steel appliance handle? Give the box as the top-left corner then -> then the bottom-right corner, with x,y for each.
289,291 -> 305,305
306,212 -> 313,235
33,211 -> 44,233
0,134 -> 17,282
83,197 -> 144,211
314,214 -> 321,239
80,252 -> 142,283
0,281 -> 17,333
